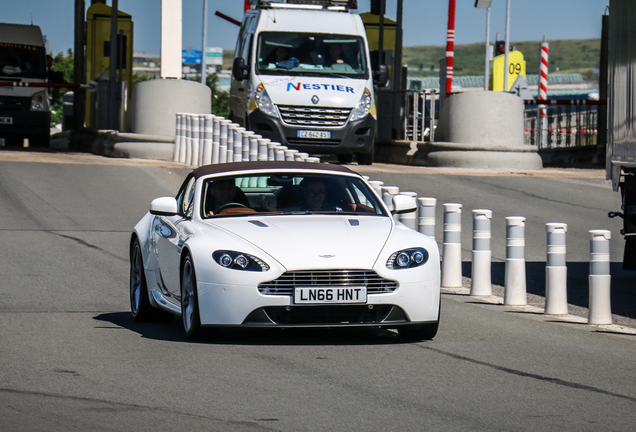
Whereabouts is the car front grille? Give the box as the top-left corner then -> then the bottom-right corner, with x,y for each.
278,105 -> 351,127
258,270 -> 398,296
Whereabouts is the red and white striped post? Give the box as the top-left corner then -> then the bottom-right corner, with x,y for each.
538,38 -> 549,147
445,0 -> 456,97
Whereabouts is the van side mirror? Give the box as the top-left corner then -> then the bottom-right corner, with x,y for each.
232,57 -> 249,81
373,64 -> 389,88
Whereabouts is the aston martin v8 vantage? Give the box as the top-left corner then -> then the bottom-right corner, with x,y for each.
129,161 -> 440,340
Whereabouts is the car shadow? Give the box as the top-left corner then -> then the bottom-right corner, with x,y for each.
461,260 -> 636,320
93,312 -> 417,346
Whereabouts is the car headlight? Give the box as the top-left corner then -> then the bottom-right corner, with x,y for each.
386,247 -> 429,270
254,83 -> 278,118
212,250 -> 270,272
350,87 -> 373,120
31,90 -> 49,111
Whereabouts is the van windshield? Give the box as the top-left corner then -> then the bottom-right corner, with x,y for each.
256,32 -> 368,79
0,43 -> 47,79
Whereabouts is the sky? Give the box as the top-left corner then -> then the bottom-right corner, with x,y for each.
3,0 -> 610,56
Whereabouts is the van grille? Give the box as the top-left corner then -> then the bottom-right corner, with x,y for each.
278,105 -> 351,127
258,270 -> 398,296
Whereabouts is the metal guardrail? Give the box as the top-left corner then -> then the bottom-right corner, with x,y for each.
523,99 -> 606,149
377,89 -> 439,143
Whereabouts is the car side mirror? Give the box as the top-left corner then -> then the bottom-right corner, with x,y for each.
373,64 -> 389,88
232,57 -> 249,81
150,197 -> 178,216
392,194 -> 417,215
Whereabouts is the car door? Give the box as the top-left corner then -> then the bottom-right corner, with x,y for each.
153,175 -> 196,298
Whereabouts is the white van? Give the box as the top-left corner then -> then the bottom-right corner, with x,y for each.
230,0 -> 387,165
0,23 -> 50,147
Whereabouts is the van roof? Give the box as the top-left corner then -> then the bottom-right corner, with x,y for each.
0,23 -> 45,46
254,8 -> 364,35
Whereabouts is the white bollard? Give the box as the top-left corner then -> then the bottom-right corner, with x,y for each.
242,131 -> 254,161
233,127 -> 245,162
275,146 -> 286,161
441,203 -> 463,288
588,230 -> 612,325
226,123 -> 235,162
267,141 -> 278,161
219,119 -> 231,163
257,138 -> 270,161
381,186 -> 400,215
185,114 -> 193,166
399,192 -> 418,230
368,181 -> 384,200
284,149 -> 298,161
295,152 -> 309,161
211,116 -> 221,164
306,157 -> 321,163
249,135 -> 261,161
201,115 -> 213,165
504,216 -> 527,306
418,197 -> 437,239
545,223 -> 568,315
471,209 -> 492,296
191,114 -> 200,167
178,114 -> 187,163
174,113 -> 183,162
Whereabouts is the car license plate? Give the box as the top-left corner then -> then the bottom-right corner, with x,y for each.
297,130 -> 331,139
294,286 -> 367,304
0,117 -> 13,125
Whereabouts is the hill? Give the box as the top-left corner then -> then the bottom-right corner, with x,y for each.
404,38 -> 601,81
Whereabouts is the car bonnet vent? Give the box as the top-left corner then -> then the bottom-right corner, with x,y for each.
249,220 -> 269,227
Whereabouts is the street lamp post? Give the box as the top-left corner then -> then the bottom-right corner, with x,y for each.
474,0 -> 492,91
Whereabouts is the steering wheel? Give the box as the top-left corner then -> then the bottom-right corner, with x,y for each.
215,202 -> 249,214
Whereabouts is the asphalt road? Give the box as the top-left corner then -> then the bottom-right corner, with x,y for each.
0,153 -> 634,431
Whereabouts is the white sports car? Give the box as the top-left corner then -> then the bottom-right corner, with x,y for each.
130,161 -> 440,340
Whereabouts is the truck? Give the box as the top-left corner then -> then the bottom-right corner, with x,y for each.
229,0 -> 387,165
0,22 -> 51,147
606,0 -> 636,269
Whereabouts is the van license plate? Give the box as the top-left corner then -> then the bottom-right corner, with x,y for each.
298,130 -> 331,139
0,117 -> 13,125
294,286 -> 367,304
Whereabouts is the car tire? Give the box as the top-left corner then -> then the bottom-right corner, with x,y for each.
130,239 -> 172,322
337,154 -> 353,164
181,254 -> 204,340
398,303 -> 440,341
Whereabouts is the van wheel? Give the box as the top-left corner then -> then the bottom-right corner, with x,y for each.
29,135 -> 50,148
357,148 -> 374,165
337,154 -> 353,164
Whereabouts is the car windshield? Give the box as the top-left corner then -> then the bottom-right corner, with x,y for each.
202,172 -> 386,218
256,32 -> 368,79
0,43 -> 47,79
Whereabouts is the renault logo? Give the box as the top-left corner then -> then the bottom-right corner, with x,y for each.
311,95 -> 319,104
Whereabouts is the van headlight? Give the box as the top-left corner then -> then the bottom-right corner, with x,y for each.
254,83 -> 279,118
31,91 -> 49,112
350,87 -> 373,120
386,248 -> 429,270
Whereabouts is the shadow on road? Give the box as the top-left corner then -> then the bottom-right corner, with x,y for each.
462,261 -> 636,319
93,312 -> 412,346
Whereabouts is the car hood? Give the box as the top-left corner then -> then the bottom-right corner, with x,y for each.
206,215 -> 392,271
260,75 -> 367,108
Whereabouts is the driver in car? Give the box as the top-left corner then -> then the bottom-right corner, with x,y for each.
205,178 -> 249,216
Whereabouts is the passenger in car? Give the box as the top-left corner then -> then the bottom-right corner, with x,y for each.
298,178 -> 342,212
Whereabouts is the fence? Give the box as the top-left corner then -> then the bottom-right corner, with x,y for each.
523,99 -> 606,149
377,89 -> 439,143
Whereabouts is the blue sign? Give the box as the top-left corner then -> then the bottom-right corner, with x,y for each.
182,49 -> 202,65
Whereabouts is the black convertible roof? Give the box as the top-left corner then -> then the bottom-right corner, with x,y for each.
192,161 -> 358,179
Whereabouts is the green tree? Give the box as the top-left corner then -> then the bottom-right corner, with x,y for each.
49,49 -> 74,127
